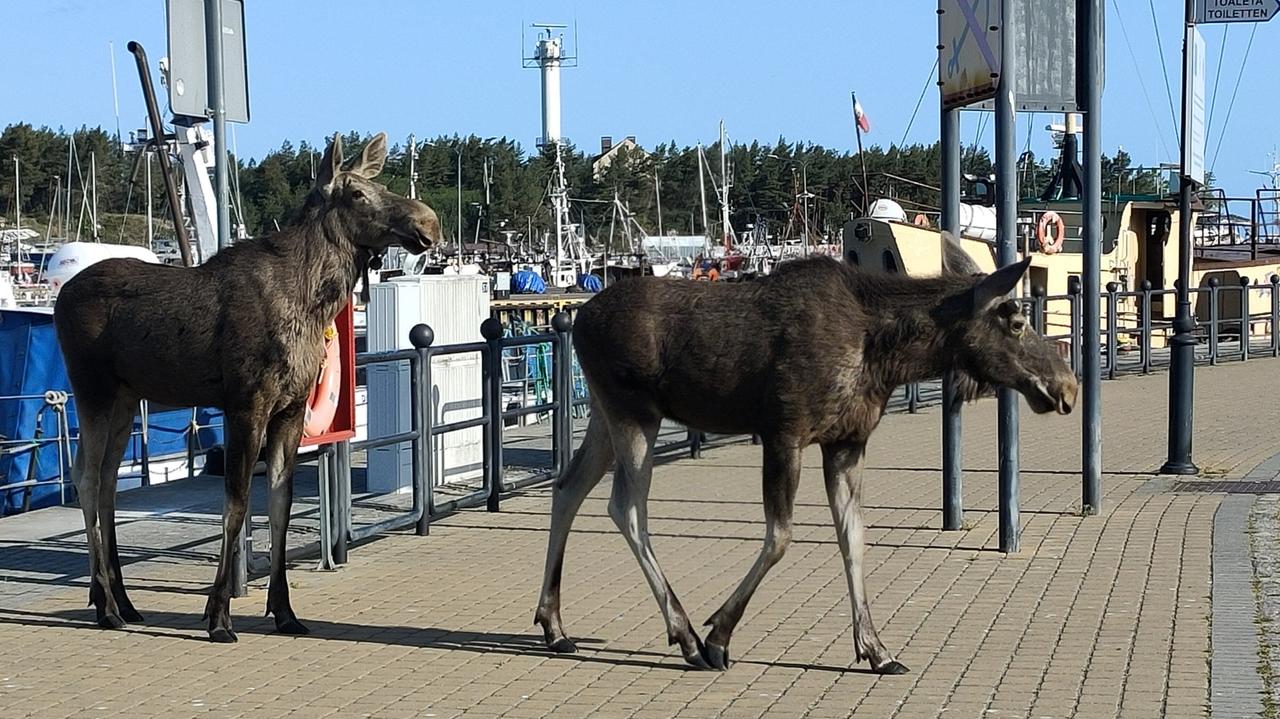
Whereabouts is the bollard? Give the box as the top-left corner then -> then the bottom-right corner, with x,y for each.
1030,285 -> 1047,335
1105,282 -> 1119,380
1139,280 -> 1153,374
1208,277 -> 1220,366
409,323 -> 435,535
551,312 -> 574,475
1067,276 -> 1082,375
1271,275 -> 1280,358
482,318 -> 505,513
1240,276 -> 1251,361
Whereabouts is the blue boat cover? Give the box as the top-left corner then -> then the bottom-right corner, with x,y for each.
0,310 -> 224,514
513,270 -> 547,294
577,274 -> 603,293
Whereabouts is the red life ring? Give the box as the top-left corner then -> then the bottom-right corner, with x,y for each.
303,323 -> 341,438
1037,211 -> 1066,254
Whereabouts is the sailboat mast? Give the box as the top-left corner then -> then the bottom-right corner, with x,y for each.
719,120 -> 731,252
697,143 -> 709,249
146,150 -> 154,249
90,151 -> 99,240
408,134 -> 417,200
11,155 -> 19,229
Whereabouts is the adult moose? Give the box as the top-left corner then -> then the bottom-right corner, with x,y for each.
534,233 -> 1077,673
54,133 -> 439,642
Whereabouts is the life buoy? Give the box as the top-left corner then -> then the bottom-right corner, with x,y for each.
913,213 -> 929,228
303,323 -> 341,438
1037,211 -> 1066,254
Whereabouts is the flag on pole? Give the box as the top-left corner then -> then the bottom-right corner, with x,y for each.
852,92 -> 871,134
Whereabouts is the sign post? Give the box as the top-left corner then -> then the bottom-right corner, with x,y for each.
1196,0 -> 1279,23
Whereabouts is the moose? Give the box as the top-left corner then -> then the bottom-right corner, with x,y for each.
54,133 -> 440,642
534,233 -> 1077,673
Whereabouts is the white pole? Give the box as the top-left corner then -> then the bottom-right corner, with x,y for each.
719,120 -> 731,251
90,151 -> 99,240
408,134 -> 417,200
12,155 -> 19,230
456,148 -> 462,266
146,151 -> 154,249
654,167 -> 663,237
697,143 -> 709,243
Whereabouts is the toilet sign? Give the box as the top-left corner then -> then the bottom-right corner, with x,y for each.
1197,0 -> 1279,23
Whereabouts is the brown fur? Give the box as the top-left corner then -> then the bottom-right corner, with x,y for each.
53,133 -> 440,641
534,233 -> 1077,673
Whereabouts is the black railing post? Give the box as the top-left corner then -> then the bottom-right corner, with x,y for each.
941,369 -> 963,531
331,445 -> 348,565
1068,276 -> 1083,375
482,318 -> 505,513
1031,285 -> 1046,334
907,382 -> 919,414
1240,276 -> 1251,361
1208,277 -> 1220,366
552,312 -> 574,475
1105,282 -> 1119,380
409,323 -> 435,535
1271,275 -> 1280,358
1140,280 -> 1153,374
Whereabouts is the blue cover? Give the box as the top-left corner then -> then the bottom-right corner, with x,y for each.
577,274 -> 603,293
513,270 -> 547,294
0,309 -> 224,514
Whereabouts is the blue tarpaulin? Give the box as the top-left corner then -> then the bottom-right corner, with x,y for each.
0,309 -> 224,514
577,274 -> 602,293
512,270 -> 547,294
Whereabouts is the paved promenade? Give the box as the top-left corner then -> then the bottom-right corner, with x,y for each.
1,359 -> 1279,718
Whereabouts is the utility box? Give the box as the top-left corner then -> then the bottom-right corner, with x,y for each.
366,275 -> 490,493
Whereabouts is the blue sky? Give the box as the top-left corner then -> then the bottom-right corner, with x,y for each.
3,1 -> 1278,197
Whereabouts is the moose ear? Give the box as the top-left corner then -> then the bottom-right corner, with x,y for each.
315,133 -> 343,190
972,256 -> 1031,312
354,132 -> 387,179
940,231 -> 982,275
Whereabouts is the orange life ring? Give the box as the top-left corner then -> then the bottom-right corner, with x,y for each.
1037,211 -> 1066,254
913,213 -> 929,228
303,322 -> 341,438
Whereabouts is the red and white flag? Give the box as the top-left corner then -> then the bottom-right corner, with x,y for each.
852,93 -> 871,134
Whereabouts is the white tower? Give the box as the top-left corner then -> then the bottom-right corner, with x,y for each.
524,23 -> 576,148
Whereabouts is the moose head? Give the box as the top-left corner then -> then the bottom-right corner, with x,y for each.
937,232 -> 1078,415
309,132 -> 440,255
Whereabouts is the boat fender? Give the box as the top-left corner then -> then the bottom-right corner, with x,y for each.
1037,211 -> 1066,254
303,323 -> 341,438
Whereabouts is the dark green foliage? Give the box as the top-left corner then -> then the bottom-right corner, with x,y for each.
0,122 -> 1176,245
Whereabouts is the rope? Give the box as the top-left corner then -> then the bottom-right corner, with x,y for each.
1112,0 -> 1172,161
1210,23 -> 1258,173
1205,25 -> 1229,144
1147,0 -> 1181,151
895,58 -> 939,163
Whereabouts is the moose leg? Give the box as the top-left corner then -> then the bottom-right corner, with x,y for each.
535,411 -> 615,653
703,439 -> 801,669
263,405 -> 308,635
821,440 -> 908,674
203,412 -> 265,643
98,397 -> 144,623
608,417 -> 710,669
73,407 -> 125,629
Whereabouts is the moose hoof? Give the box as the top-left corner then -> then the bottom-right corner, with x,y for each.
207,627 -> 239,643
547,636 -> 578,654
275,618 -> 310,635
96,613 -> 127,630
120,606 -> 145,624
678,634 -> 716,671
873,660 -> 910,675
704,642 -> 732,671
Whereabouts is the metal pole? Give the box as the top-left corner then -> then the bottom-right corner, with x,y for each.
996,0 -> 1020,554
145,151 -> 153,249
1080,0 -> 1104,514
941,104 -> 963,532
456,149 -> 463,266
127,41 -> 193,266
1161,0 -> 1200,475
482,318 -> 504,512
655,167 -> 663,237
12,155 -> 18,229
205,0 -> 230,252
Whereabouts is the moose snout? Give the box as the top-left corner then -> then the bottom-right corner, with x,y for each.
1053,372 -> 1078,415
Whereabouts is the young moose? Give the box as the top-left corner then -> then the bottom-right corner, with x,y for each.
54,133 -> 440,642
534,233 -> 1077,673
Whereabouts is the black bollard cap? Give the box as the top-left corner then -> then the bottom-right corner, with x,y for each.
409,324 -> 435,349
480,317 -> 504,341
551,311 -> 573,333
